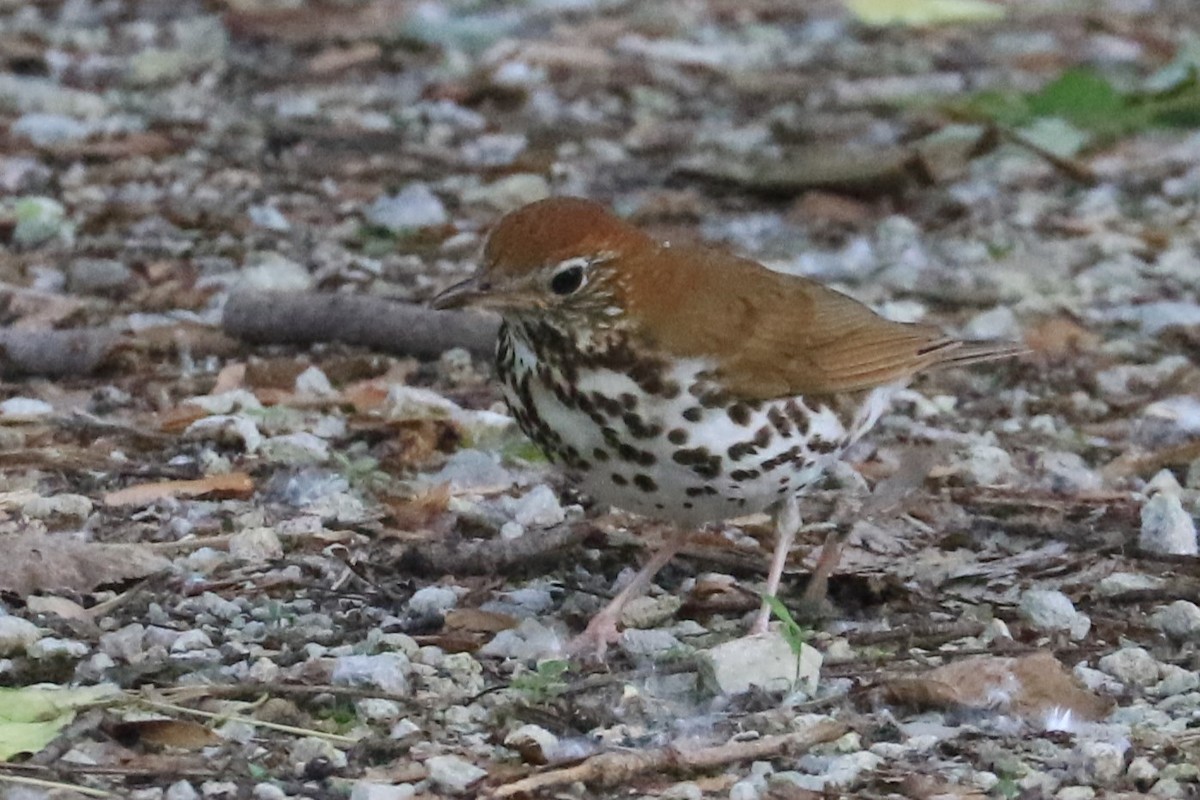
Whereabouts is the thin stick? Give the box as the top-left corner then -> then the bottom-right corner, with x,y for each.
489,721 -> 846,798
136,699 -> 359,745
0,773 -> 114,798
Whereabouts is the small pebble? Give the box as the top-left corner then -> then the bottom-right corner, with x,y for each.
1140,493 -> 1198,555
425,754 -> 487,795
1150,600 -> 1200,641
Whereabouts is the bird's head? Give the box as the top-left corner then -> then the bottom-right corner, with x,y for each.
430,197 -> 652,323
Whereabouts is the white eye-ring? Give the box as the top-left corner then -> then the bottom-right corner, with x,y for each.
549,257 -> 590,296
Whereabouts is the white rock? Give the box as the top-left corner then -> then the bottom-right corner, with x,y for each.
237,252 -> 313,293
1151,600 -> 1200,641
294,366 -> 336,398
0,397 -> 54,421
507,485 -> 564,528
171,630 -> 213,652
349,783 -> 415,800
21,493 -> 93,519
462,173 -> 550,212
1056,786 -> 1096,800
479,618 -> 563,660
184,414 -> 262,453
433,449 -> 513,491
964,306 -> 1021,340
0,616 -> 41,655
248,205 -> 291,232
228,526 -> 284,563
166,781 -> 200,800
1098,646 -> 1161,687
332,653 -> 410,694
408,586 -> 458,616
1019,589 -> 1090,639
99,623 -> 145,662
959,444 -> 1017,485
425,754 -> 487,795
1140,493 -> 1198,555
702,633 -> 821,695
365,183 -> 447,231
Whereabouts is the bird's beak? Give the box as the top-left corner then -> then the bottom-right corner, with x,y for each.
430,275 -> 490,310
430,274 -> 538,312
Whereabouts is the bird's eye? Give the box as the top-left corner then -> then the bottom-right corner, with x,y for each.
550,264 -> 585,296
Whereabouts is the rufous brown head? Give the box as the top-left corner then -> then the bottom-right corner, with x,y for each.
430,197 -> 651,317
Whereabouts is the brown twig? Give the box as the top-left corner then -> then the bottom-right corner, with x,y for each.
222,290 -> 499,359
400,522 -> 589,576
489,720 -> 847,798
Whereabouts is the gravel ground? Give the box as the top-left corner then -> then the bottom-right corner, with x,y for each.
2,1 -> 1200,798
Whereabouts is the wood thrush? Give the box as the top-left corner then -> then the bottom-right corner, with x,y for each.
433,197 -> 1021,657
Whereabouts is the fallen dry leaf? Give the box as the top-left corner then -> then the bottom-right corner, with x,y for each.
0,532 -> 171,596
110,719 -> 221,750
878,651 -> 1113,726
103,473 -> 255,507
443,607 -> 518,634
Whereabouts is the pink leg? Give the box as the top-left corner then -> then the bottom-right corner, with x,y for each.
749,495 -> 801,635
567,528 -> 689,659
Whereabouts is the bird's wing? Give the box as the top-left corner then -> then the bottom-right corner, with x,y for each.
621,243 -> 1020,401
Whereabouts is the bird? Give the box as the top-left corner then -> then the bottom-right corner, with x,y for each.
432,197 -> 1021,657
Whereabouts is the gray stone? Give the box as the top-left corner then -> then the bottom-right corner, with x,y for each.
12,113 -> 91,146
1018,589 -> 1090,639
27,637 -> 89,659
1056,787 -> 1095,800
99,623 -> 146,662
1037,451 -> 1103,493
364,183 -> 447,232
0,616 -> 41,655
426,754 -> 487,795
702,633 -> 821,695
1155,664 -> 1200,697
433,450 -> 513,492
1151,600 -> 1200,641
260,432 -> 330,465
504,723 -> 559,762
228,527 -> 283,563
618,628 -> 682,658
67,258 -> 132,294
1140,493 -> 1198,556
1073,740 -> 1126,784
408,586 -> 458,616
1150,778 -> 1185,798
332,653 -> 410,694
1098,646 -> 1161,687
1096,572 -> 1163,596
1128,756 -> 1159,784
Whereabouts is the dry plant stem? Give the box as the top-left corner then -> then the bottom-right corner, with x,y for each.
750,495 -> 801,634
408,522 -> 588,575
490,721 -> 847,798
802,529 -> 845,605
0,773 -> 113,798
0,328 -> 122,376
222,290 -> 499,359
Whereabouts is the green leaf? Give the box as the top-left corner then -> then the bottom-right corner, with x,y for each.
845,0 -> 1004,27
1027,68 -> 1126,130
0,685 -> 121,761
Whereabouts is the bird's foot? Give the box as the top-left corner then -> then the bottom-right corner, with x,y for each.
565,612 -> 622,661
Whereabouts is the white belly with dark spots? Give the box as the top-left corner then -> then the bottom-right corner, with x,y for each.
501,333 -> 897,526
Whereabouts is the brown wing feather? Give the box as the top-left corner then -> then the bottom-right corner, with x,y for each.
619,242 -> 1018,401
